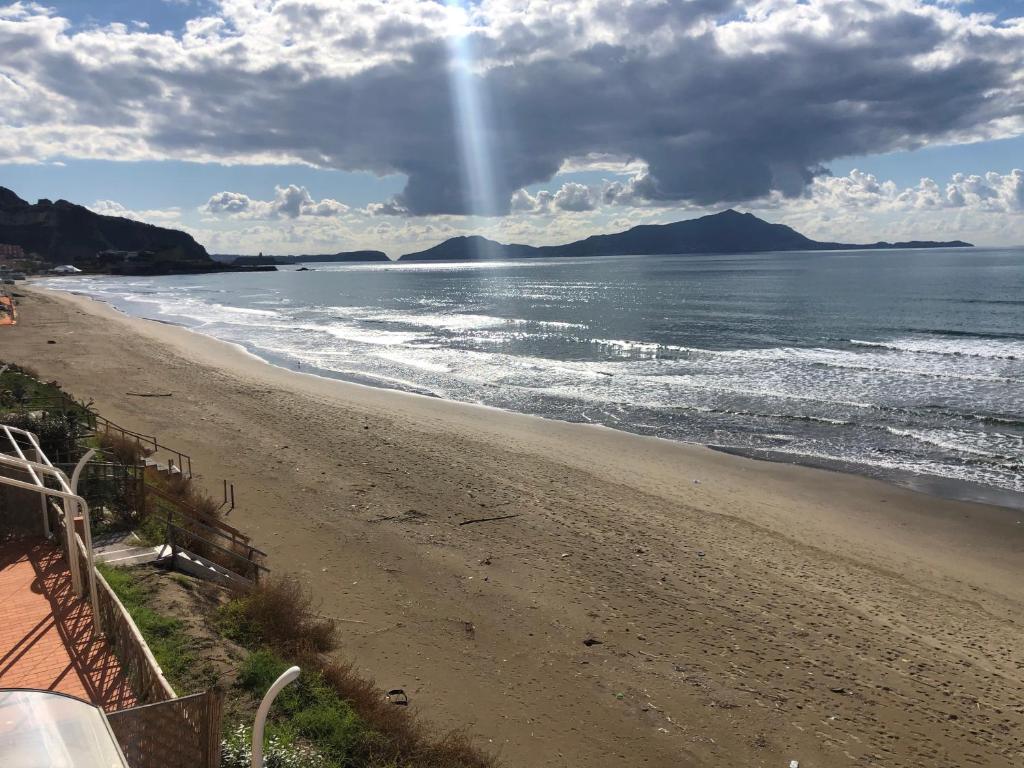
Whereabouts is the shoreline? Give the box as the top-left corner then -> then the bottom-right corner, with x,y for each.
42,282 -> 1024,514
6,284 -> 1024,767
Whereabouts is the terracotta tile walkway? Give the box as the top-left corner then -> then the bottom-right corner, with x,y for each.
0,538 -> 136,711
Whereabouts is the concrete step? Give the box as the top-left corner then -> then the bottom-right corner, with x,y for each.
93,531 -> 161,567
92,530 -> 143,552
98,546 -> 162,567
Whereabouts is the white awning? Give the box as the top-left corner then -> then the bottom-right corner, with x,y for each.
0,689 -> 129,768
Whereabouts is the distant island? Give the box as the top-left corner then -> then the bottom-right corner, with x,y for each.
0,186 -> 273,275
399,209 -> 972,261
1,186 -> 973,274
213,251 -> 390,266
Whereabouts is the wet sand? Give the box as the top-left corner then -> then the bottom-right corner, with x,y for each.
5,284 -> 1024,767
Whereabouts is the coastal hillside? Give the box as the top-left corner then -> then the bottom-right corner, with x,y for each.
399,235 -> 540,262
219,250 -> 391,266
399,209 -> 973,261
0,186 -> 212,271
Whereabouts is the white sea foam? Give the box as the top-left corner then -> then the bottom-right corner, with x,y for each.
374,350 -> 452,372
320,324 -> 428,346
884,426 -> 1024,460
851,336 -> 1024,360
38,264 -> 1024,499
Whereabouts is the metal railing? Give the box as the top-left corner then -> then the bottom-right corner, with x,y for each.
0,424 -> 100,626
56,458 -> 145,524
165,511 -> 269,584
145,483 -> 250,544
92,414 -> 193,480
95,416 -> 238,512
65,525 -> 177,704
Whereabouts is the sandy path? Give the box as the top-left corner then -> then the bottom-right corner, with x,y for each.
4,285 -> 1023,767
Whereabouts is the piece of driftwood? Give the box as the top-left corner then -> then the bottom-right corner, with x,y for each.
459,513 -> 521,526
126,392 -> 174,397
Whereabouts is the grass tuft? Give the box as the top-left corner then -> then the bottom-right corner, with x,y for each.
97,564 -> 200,689
99,431 -> 150,465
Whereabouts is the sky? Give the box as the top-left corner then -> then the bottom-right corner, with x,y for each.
1,1 -> 1023,257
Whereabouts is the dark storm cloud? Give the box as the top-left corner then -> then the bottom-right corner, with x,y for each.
1,1 -> 1022,214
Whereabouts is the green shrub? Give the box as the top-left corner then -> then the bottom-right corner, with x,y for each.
99,432 -> 149,465
238,649 -> 290,694
292,704 -> 361,758
97,564 -> 197,688
218,577 -> 336,656
0,411 -> 87,462
136,513 -> 167,547
221,723 -> 328,768
237,651 -> 365,765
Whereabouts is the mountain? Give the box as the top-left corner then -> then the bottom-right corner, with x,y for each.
401,235 -> 542,262
399,210 -> 972,261
222,250 -> 390,266
0,186 -> 245,274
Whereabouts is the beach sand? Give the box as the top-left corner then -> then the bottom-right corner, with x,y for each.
4,285 -> 1023,767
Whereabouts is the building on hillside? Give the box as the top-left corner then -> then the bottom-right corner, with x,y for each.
96,249 -> 155,262
0,243 -> 25,260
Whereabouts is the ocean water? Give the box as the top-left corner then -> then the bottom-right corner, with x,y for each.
44,248 -> 1024,509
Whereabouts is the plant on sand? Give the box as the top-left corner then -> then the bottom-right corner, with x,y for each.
219,576 -> 337,656
99,431 -> 151,466
221,723 -> 328,768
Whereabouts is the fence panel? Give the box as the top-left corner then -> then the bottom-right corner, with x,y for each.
108,689 -> 223,768
57,460 -> 145,528
72,532 -> 176,704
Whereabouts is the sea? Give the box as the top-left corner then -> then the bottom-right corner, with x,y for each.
43,247 -> 1024,510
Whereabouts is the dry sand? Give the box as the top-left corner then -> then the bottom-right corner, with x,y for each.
4,284 -> 1023,767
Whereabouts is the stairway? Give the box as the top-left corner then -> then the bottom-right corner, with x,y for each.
143,457 -> 182,476
155,544 -> 254,589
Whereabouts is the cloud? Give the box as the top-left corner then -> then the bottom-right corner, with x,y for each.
89,199 -> 183,225
366,200 -> 409,217
947,170 -> 1024,212
2,1 -> 1023,217
201,185 -> 348,219
806,168 -> 1024,213
553,182 -> 597,212
105,165 -> 1024,257
510,182 -> 598,213
203,191 -> 253,215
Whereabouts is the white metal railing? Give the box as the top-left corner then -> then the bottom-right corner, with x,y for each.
0,424 -> 101,632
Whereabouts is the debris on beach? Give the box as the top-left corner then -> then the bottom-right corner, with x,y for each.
583,637 -> 603,647
459,513 -> 521,526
